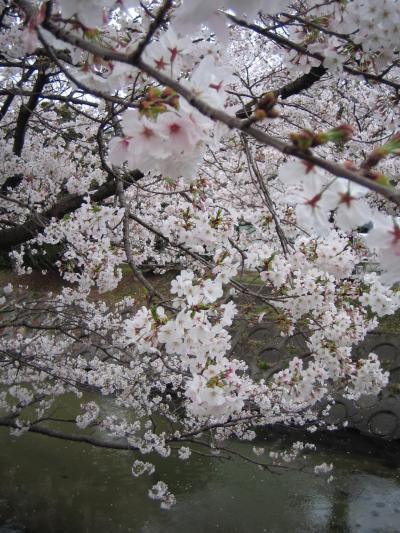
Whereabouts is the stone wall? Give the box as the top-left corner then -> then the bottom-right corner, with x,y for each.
231,319 -> 400,440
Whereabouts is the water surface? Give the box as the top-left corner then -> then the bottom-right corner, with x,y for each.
1,424 -> 400,533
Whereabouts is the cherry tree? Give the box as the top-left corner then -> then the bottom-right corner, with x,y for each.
0,0 -> 399,508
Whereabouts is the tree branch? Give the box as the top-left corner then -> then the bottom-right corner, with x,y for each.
0,417 -> 140,451
13,66 -> 49,156
15,6 -> 398,207
226,13 -> 400,92
236,64 -> 327,118
0,65 -> 36,121
0,170 -> 143,251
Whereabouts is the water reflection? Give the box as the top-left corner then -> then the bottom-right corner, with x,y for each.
1,426 -> 400,533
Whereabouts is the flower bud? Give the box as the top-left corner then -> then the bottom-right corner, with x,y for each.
364,170 -> 391,186
267,107 -> 280,119
364,133 -> 400,168
290,130 -> 314,150
254,109 -> 267,121
257,92 -> 277,111
161,87 -> 176,99
320,124 -> 353,145
255,92 -> 279,120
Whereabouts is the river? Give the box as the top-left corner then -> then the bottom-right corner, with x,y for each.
1,421 -> 400,532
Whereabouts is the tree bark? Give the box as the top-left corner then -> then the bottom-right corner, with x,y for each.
0,170 -> 144,251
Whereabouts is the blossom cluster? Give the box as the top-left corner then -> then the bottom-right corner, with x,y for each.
0,0 -> 399,511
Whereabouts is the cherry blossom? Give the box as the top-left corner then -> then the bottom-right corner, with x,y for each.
366,214 -> 400,284
288,175 -> 337,235
1,0 -> 400,512
327,179 -> 372,232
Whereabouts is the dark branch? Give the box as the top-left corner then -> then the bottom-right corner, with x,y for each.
227,13 -> 400,92
0,66 -> 36,122
0,170 -> 144,252
0,417 -> 140,451
12,66 -> 49,156
278,64 -> 328,99
236,64 -> 327,118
